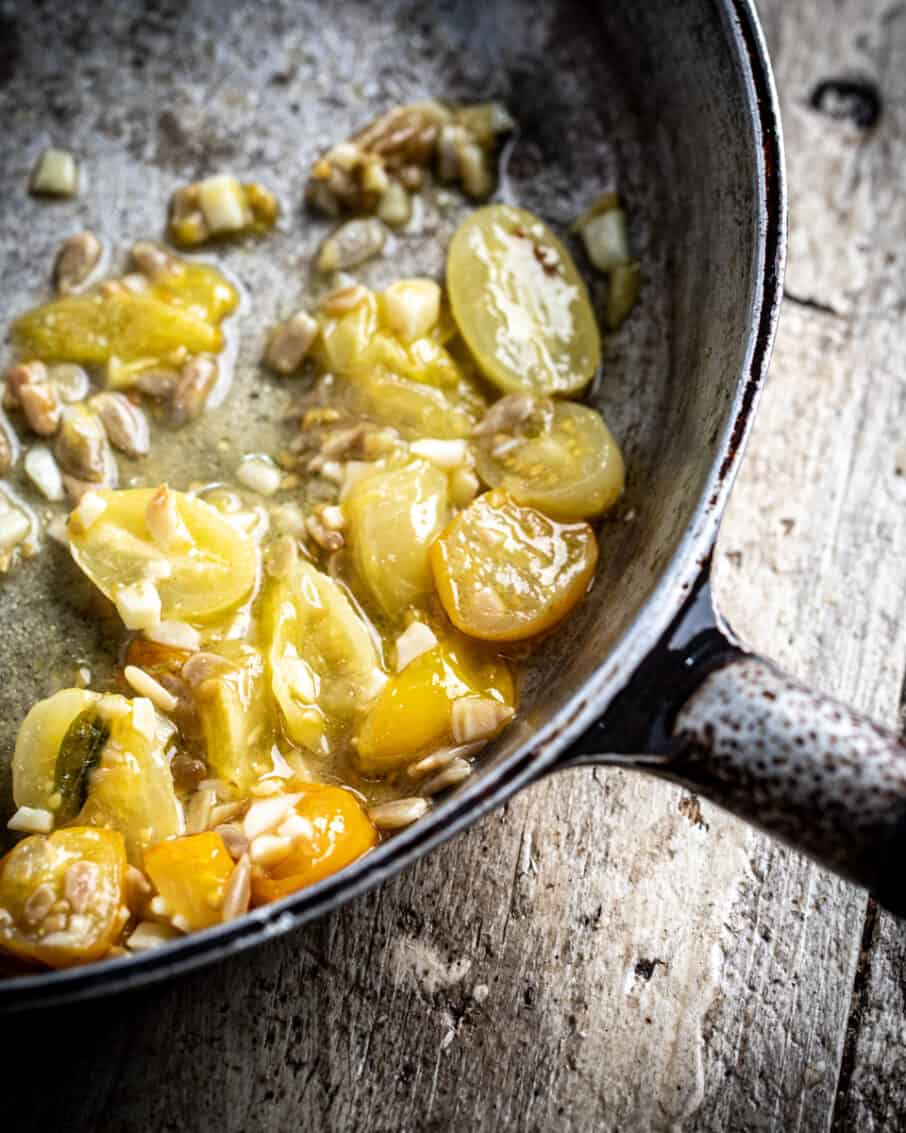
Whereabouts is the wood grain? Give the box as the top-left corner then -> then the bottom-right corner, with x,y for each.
5,1 -> 906,1131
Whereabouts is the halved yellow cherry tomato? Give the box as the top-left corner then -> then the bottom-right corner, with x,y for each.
344,457 -> 450,622
192,643 -> 275,793
250,786 -> 377,905
78,694 -> 183,862
356,635 -> 514,772
0,827 -> 126,969
260,559 -> 386,754
474,397 -> 624,520
12,292 -> 223,365
12,688 -> 101,814
144,832 -> 235,931
431,491 -> 598,642
68,487 -> 258,623
447,204 -> 601,396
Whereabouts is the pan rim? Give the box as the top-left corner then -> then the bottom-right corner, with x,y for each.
0,0 -> 786,1010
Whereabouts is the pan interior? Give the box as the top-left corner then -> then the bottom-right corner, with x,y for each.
0,1 -> 760,816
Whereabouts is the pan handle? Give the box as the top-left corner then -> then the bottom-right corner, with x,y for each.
562,569 -> 906,916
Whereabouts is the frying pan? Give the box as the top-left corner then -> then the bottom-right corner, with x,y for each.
0,0 -> 900,1012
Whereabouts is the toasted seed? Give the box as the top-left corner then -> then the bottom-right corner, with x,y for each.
135,368 -> 180,398
23,883 -> 56,925
244,794 -> 301,840
421,758 -> 473,796
54,231 -> 102,294
126,921 -> 183,951
4,361 -> 47,409
215,823 -> 250,861
265,311 -> 319,375
407,741 -> 486,779
123,665 -> 178,712
237,456 -> 282,496
55,405 -> 115,483
368,797 -> 430,830
0,419 -> 16,475
0,510 -> 32,554
458,141 -> 492,198
145,484 -> 193,549
377,181 -> 411,227
170,355 -> 218,426
185,786 -> 216,835
221,854 -> 252,922
48,363 -> 91,403
472,394 -> 538,437
24,446 -> 64,501
316,217 -> 387,273
264,534 -> 298,579
319,283 -> 368,316
89,392 -> 150,458
305,512 -> 344,551
19,381 -> 63,436
130,240 -> 178,281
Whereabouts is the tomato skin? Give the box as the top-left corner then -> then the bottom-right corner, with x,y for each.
144,832 -> 235,930
0,827 -> 127,969
447,205 -> 601,396
251,787 -> 377,905
430,491 -> 598,643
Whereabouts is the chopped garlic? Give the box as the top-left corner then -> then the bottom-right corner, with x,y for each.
410,438 -> 470,469
115,580 -> 162,630
198,175 -> 247,233
30,148 -> 79,197
451,696 -> 515,744
123,665 -> 178,713
381,279 -> 441,342
395,621 -> 438,671
69,490 -> 107,533
8,805 -> 54,834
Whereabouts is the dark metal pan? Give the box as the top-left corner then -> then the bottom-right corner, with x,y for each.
0,0 -> 900,1011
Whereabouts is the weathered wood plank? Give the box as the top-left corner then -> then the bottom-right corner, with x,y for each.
702,1 -> 906,1128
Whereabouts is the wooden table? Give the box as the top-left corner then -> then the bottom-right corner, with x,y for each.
7,1 -> 906,1129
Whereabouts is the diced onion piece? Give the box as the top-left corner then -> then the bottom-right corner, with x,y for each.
451,695 -> 514,743
580,209 -> 630,272
7,805 -> 54,834
381,279 -> 441,343
394,621 -> 438,671
198,175 -> 248,234
30,148 -> 79,197
115,580 -> 162,630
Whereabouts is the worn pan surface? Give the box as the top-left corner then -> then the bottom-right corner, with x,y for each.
0,0 -> 826,1009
